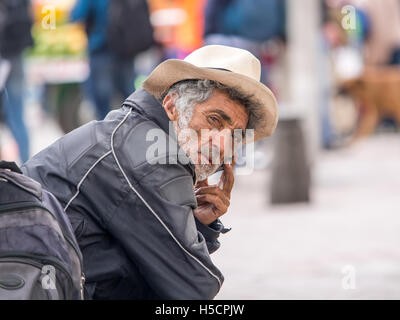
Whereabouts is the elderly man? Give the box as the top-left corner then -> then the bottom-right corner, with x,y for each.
22,45 -> 278,299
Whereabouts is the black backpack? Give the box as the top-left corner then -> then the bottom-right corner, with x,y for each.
0,161 -> 84,300
106,0 -> 154,59
0,0 -> 33,58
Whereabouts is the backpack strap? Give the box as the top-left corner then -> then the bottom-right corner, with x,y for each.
0,161 -> 23,174
0,161 -> 42,200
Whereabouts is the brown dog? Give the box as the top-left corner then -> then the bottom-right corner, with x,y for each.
341,66 -> 400,140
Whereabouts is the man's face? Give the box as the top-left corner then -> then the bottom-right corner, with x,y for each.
170,90 -> 249,181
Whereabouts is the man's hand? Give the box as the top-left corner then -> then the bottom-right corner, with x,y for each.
193,162 -> 235,226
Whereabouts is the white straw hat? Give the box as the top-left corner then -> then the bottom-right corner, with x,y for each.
143,45 -> 279,140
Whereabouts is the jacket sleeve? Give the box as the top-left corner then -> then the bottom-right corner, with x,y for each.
105,163 -> 225,300
194,217 -> 231,254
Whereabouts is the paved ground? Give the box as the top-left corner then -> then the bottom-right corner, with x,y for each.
213,133 -> 400,300
1,103 -> 400,300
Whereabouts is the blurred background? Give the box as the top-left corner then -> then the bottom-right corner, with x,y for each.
0,0 -> 399,299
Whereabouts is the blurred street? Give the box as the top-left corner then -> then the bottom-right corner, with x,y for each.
2,103 -> 400,299
214,133 -> 400,300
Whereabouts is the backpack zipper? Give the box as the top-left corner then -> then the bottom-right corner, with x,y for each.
0,202 -> 83,265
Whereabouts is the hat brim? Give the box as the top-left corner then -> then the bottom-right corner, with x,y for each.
142,59 -> 279,141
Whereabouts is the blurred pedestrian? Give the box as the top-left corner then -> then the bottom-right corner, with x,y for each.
70,0 -> 153,120
204,0 -> 286,84
0,0 -> 33,163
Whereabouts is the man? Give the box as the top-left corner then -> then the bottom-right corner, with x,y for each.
22,45 -> 278,299
70,0 -> 152,120
0,0 -> 33,163
70,0 -> 131,120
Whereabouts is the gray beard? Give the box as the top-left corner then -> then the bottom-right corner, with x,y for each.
173,118 -> 220,182
195,164 -> 219,181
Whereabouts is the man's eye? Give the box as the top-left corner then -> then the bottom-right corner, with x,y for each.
208,116 -> 220,125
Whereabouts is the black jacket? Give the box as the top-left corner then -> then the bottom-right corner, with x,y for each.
22,89 -> 228,299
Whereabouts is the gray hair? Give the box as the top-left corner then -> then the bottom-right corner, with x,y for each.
161,79 -> 263,130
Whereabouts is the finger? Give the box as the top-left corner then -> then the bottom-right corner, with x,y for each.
195,187 -> 230,206
217,170 -> 226,190
233,152 -> 238,167
196,194 -> 230,207
196,193 -> 230,207
196,194 -> 228,214
195,178 -> 208,189
195,186 -> 223,195
196,196 -> 215,206
196,196 -> 208,205
222,163 -> 234,195
215,152 -> 237,190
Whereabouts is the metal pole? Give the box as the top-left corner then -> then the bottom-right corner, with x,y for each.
270,0 -> 322,204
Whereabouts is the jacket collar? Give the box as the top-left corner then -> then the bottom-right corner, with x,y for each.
124,89 -> 196,180
124,88 -> 170,134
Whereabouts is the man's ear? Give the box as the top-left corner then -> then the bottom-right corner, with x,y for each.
162,94 -> 179,121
